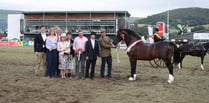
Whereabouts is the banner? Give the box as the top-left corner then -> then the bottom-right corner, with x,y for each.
18,41 -> 23,46
28,41 -> 34,46
10,42 -> 18,46
148,26 -> 154,43
148,26 -> 153,36
0,42 -> 18,46
193,33 -> 209,40
0,42 -> 10,46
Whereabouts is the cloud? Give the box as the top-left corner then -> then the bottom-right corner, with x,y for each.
0,0 -> 208,17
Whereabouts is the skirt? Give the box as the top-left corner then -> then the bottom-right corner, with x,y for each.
58,54 -> 68,70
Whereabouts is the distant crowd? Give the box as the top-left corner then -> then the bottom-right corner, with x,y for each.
34,25 -> 116,80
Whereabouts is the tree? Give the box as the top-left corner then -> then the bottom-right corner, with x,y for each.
132,24 -> 148,38
191,26 -> 205,32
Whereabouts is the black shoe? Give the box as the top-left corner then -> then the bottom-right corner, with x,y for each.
67,73 -> 71,77
56,74 -> 60,77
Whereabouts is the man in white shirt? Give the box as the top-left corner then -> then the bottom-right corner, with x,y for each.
34,25 -> 47,76
85,32 -> 99,79
73,31 -> 88,79
41,31 -> 46,44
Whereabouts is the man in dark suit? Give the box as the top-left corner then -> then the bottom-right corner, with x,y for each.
34,25 -> 47,76
85,32 -> 99,79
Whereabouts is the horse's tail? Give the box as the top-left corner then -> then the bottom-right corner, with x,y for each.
169,42 -> 180,64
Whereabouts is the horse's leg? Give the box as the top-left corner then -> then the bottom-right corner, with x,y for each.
200,55 -> 205,70
178,54 -> 185,69
164,60 -> 174,83
129,58 -> 137,81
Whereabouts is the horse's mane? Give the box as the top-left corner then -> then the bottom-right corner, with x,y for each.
120,29 -> 141,39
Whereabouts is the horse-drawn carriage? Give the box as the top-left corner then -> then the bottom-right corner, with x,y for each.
149,58 -> 166,68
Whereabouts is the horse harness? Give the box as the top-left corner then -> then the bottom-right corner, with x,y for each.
126,39 -> 143,53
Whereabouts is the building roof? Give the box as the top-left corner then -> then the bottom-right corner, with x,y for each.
22,11 -> 131,17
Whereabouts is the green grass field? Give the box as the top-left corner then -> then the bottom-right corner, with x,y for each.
0,46 -> 209,103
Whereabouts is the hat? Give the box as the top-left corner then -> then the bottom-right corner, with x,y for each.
155,28 -> 159,32
90,32 -> 96,36
61,33 -> 66,37
100,28 -> 106,33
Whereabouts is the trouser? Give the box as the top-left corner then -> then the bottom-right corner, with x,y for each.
85,59 -> 97,79
100,56 -> 112,78
75,54 -> 85,78
46,50 -> 58,77
35,52 -> 46,75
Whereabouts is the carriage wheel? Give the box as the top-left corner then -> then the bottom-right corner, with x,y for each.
154,58 -> 167,68
149,60 -> 159,68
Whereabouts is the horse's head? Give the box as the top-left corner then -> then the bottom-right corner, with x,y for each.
113,29 -> 142,46
203,42 -> 209,50
113,29 -> 128,45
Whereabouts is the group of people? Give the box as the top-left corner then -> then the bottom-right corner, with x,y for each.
34,25 -> 116,80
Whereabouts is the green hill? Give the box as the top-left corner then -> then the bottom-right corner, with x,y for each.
135,7 -> 209,27
132,7 -> 209,37
127,17 -> 144,23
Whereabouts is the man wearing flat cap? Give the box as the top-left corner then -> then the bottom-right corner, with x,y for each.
99,28 -> 116,80
85,32 -> 99,79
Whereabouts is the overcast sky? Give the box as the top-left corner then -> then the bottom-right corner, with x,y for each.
0,0 -> 208,17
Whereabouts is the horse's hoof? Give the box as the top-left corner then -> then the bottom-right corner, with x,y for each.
128,77 -> 136,81
201,64 -> 204,70
133,74 -> 137,79
168,80 -> 173,84
168,74 -> 174,84
178,63 -> 181,69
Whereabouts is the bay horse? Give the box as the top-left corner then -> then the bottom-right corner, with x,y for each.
113,29 -> 180,83
178,42 -> 209,70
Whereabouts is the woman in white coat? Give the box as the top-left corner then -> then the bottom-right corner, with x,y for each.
57,33 -> 70,79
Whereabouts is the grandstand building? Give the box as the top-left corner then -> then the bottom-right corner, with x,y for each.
8,11 -> 130,40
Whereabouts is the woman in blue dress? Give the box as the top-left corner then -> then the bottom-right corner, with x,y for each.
46,28 -> 58,78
